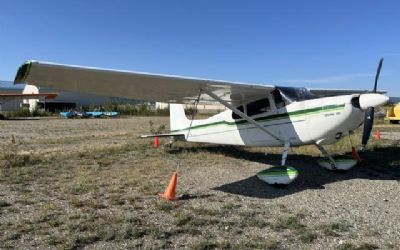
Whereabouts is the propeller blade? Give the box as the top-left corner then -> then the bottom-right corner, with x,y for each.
361,107 -> 374,151
373,58 -> 383,93
360,58 -> 383,151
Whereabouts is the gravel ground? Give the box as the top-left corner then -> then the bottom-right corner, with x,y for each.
0,116 -> 399,249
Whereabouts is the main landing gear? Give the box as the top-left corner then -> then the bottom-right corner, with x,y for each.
256,141 -> 359,185
257,142 -> 299,185
315,143 -> 357,171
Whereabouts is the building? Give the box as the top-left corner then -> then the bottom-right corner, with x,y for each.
0,80 -> 25,111
22,84 -> 141,112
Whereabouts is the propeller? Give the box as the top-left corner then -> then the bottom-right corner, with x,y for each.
360,58 -> 384,151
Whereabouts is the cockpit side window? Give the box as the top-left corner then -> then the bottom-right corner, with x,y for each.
246,98 -> 270,117
232,105 -> 244,119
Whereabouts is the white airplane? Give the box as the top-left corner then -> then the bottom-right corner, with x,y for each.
13,59 -> 389,184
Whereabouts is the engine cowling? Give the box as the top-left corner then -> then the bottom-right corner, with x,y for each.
358,93 -> 389,110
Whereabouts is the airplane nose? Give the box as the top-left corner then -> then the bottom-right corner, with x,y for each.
359,93 -> 389,110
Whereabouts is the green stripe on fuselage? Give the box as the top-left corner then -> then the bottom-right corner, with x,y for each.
171,103 -> 345,133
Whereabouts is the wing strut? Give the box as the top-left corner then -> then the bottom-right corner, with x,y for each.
185,89 -> 202,140
202,88 -> 282,143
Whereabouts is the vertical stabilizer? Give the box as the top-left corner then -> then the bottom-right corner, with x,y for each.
170,104 -> 190,132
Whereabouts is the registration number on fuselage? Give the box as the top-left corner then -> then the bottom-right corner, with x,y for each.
324,112 -> 342,117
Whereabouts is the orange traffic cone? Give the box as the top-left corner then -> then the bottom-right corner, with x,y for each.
351,147 -> 362,163
375,130 -> 381,140
159,172 -> 178,201
153,136 -> 160,148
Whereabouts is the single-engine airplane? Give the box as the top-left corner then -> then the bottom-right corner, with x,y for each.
13,59 -> 389,184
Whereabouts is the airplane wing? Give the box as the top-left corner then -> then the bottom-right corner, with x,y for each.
309,88 -> 386,97
14,61 -> 384,105
14,61 -> 275,106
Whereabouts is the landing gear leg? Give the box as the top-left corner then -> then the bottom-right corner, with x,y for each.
315,143 -> 337,170
167,136 -> 175,149
281,142 -> 290,166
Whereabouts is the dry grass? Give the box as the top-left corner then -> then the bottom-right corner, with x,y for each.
0,117 -> 399,249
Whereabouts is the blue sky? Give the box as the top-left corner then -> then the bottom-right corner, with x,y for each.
1,1 -> 399,95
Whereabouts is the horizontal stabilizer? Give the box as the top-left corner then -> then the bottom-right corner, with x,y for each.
139,133 -> 185,139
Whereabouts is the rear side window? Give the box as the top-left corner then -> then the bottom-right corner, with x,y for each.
247,98 -> 270,116
232,105 -> 244,119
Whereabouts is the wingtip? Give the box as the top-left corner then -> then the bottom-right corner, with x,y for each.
14,60 -> 35,84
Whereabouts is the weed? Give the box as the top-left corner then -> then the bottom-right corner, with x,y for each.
355,242 -> 379,250
119,224 -> 146,239
235,236 -> 282,249
298,231 -> 318,243
221,202 -> 241,211
154,200 -> 175,212
149,120 -> 167,134
48,219 -> 62,228
175,212 -> 193,226
169,226 -> 201,236
4,232 -> 22,241
0,144 -> 41,168
69,197 -> 86,208
237,210 -> 269,228
336,243 -> 356,250
108,194 -> 125,205
65,232 -> 100,250
271,215 -> 305,231
98,227 -> 116,241
148,225 -> 171,240
191,239 -> 218,250
47,234 -> 63,245
15,195 -> 35,205
193,207 -> 222,216
0,200 -> 11,207
88,200 -> 107,209
245,218 -> 269,228
319,221 -> 352,236
3,107 -> 31,118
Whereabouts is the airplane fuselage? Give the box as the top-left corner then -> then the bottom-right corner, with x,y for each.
172,94 -> 364,147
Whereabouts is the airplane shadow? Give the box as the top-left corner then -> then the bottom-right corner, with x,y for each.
167,145 -> 400,199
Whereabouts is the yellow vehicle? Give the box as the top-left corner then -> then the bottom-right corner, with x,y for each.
386,103 -> 400,124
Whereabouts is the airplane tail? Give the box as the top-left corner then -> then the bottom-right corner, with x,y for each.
169,104 -> 190,132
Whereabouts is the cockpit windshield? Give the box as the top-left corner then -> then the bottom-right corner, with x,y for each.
276,86 -> 316,102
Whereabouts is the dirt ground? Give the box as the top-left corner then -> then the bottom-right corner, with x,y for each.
0,116 -> 399,249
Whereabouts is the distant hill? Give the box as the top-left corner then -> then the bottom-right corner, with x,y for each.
390,97 -> 400,104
